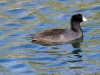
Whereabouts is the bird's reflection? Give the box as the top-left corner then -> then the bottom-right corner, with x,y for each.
32,36 -> 83,58
71,37 -> 83,58
71,43 -> 82,59
32,37 -> 84,73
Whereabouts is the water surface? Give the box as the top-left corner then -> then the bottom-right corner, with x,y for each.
0,0 -> 100,75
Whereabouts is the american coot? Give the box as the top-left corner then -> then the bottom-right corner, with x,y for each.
32,14 -> 87,43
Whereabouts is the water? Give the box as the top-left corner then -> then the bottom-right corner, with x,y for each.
0,0 -> 100,75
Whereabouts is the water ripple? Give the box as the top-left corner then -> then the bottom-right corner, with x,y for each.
6,8 -> 27,14
22,2 -> 38,7
4,23 -> 24,27
0,2 -> 9,6
18,14 -> 38,20
0,58 -> 14,63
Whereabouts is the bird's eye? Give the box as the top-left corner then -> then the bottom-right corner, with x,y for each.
79,15 -> 82,18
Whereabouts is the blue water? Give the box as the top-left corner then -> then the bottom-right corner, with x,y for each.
0,0 -> 100,75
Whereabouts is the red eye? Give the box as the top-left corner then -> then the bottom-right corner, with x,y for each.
79,15 -> 82,18
78,14 -> 82,18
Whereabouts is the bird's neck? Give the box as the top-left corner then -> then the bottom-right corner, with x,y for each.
70,21 -> 82,33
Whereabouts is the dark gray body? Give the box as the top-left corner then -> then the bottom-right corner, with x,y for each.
32,28 -> 83,43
